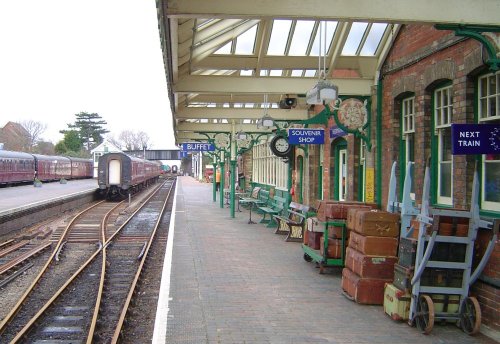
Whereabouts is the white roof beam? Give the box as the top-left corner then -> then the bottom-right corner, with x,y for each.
191,20 -> 260,64
173,75 -> 373,95
177,106 -> 307,120
165,0 -> 500,26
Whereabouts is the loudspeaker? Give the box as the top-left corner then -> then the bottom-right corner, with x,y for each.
279,98 -> 297,109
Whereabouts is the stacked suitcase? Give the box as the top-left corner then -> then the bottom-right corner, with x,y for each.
341,209 -> 400,304
310,201 -> 377,259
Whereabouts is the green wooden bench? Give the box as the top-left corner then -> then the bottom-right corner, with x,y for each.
273,202 -> 313,241
258,195 -> 287,228
238,186 -> 261,209
241,188 -> 269,224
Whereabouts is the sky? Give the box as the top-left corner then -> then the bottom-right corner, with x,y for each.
0,0 -> 177,150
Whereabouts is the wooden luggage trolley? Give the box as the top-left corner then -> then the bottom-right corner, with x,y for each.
302,219 -> 346,274
388,162 -> 498,335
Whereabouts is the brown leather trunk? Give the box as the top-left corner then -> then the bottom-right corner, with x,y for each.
341,268 -> 392,305
320,238 -> 342,258
307,232 -> 322,250
354,210 -> 400,237
348,231 -> 399,256
345,247 -> 397,279
326,202 -> 377,220
315,200 -> 338,221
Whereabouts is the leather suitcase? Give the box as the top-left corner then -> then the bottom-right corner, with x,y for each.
341,267 -> 392,305
307,232 -> 322,250
327,223 -> 344,239
346,207 -> 362,230
393,263 -> 413,292
398,237 -> 417,268
320,238 -> 342,258
345,247 -> 397,279
327,202 -> 377,221
354,210 -> 400,237
348,231 -> 398,256
383,283 -> 411,321
315,200 -> 338,221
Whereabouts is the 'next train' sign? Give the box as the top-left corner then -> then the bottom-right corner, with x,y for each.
451,124 -> 500,155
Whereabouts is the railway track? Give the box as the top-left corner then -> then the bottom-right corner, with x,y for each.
0,177 -> 176,343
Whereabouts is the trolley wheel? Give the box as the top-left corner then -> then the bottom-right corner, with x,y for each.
460,296 -> 481,335
303,253 -> 312,262
415,295 -> 435,334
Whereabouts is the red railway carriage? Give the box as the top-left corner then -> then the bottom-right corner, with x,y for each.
68,157 -> 93,179
0,150 -> 36,185
97,152 -> 161,199
32,154 -> 72,182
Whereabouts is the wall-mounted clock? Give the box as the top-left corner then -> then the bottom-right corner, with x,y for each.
270,135 -> 292,157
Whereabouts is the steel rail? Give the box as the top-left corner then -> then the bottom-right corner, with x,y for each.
0,242 -> 52,275
111,178 -> 176,343
89,180 -> 170,343
0,240 -> 28,258
0,239 -> 15,249
0,200 -> 107,335
8,200 -> 124,343
7,180 -> 170,343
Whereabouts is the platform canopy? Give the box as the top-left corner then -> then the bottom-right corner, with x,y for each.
156,0 -> 499,145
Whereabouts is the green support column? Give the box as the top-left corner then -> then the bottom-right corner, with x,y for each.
212,162 -> 218,202
219,160 -> 225,208
230,159 -> 236,218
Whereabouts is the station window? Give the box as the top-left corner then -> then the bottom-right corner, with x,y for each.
401,96 -> 416,199
252,140 -> 288,189
434,85 -> 453,206
478,72 -> 500,212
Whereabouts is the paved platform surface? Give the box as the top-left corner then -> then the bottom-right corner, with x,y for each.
156,176 -> 497,344
0,179 -> 97,214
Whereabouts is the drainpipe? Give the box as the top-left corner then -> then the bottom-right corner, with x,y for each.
376,76 -> 383,207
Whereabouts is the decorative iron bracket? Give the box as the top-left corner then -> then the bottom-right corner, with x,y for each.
435,24 -> 500,71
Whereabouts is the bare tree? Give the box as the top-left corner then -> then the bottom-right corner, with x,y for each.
117,130 -> 151,150
20,120 -> 47,152
136,131 -> 151,149
118,130 -> 136,150
105,134 -> 123,150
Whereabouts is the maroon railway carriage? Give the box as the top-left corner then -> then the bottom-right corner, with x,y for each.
68,157 -> 93,179
97,152 -> 161,199
0,150 -> 36,185
32,154 -> 72,181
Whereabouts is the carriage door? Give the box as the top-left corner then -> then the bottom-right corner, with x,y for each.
108,159 -> 121,185
338,149 -> 347,201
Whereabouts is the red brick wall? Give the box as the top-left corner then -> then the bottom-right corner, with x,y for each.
381,24 -> 499,332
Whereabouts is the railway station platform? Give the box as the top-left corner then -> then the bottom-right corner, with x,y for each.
0,179 -> 98,238
153,176 -> 498,344
0,178 -> 97,214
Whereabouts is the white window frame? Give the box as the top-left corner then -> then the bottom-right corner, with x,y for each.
402,96 -> 416,200
479,72 -> 500,212
478,72 -> 500,122
252,139 -> 288,189
434,85 -> 453,206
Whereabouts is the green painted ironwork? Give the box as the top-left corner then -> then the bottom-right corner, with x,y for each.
435,24 -> 500,71
376,79 -> 383,207
298,96 -> 372,151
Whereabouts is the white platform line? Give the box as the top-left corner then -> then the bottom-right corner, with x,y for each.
152,183 -> 178,343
